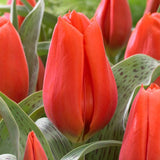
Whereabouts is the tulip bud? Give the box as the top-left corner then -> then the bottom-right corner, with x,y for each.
43,10 -> 118,143
24,131 -> 47,160
5,0 -> 36,27
95,0 -> 132,60
119,83 -> 160,160
124,13 -> 160,84
125,13 -> 160,59
36,57 -> 45,91
0,17 -> 29,102
144,0 -> 160,14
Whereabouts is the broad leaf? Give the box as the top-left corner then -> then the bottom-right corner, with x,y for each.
19,0 -> 44,94
61,140 -> 121,160
0,154 -> 17,160
0,98 -> 19,159
36,118 -> 73,160
19,91 -> 43,115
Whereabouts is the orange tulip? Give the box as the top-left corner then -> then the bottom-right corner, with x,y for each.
125,13 -> 160,59
124,13 -> 160,84
119,83 -> 160,160
144,0 -> 160,14
43,10 -> 118,143
95,0 -> 132,58
0,17 -> 29,102
5,0 -> 36,27
24,131 -> 47,160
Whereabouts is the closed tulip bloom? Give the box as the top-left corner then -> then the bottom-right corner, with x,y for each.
24,131 -> 47,160
0,17 -> 29,102
5,0 -> 36,27
125,13 -> 160,84
119,83 -> 160,159
144,0 -> 160,14
95,0 -> 132,58
43,11 -> 118,143
125,13 -> 160,59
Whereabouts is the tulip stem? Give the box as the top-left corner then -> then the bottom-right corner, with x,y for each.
105,46 -> 124,65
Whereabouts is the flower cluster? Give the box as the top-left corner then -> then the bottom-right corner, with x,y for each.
0,0 -> 160,159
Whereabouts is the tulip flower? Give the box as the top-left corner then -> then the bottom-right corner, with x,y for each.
5,0 -> 36,27
125,13 -> 160,59
124,13 -> 160,84
95,0 -> 132,60
36,57 -> 45,91
144,0 -> 160,14
0,17 -> 29,102
43,10 -> 118,143
119,83 -> 160,160
24,131 -> 47,160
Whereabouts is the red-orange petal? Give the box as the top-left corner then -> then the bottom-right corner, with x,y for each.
43,16 -> 84,141
119,86 -> 148,160
125,13 -> 160,59
24,131 -> 47,160
0,17 -> 29,102
83,18 -> 117,139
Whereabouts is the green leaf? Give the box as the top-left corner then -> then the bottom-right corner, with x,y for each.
19,91 -> 45,121
36,118 -> 73,160
19,91 -> 43,115
87,54 -> 160,160
29,106 -> 45,121
61,140 -> 121,160
0,154 -> 17,160
0,98 -> 19,159
0,5 -> 28,17
0,92 -> 54,160
10,0 -> 18,30
20,0 -> 33,11
37,41 -> 50,56
19,0 -> 44,94
43,12 -> 57,28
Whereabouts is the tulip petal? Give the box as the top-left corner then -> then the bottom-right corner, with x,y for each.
109,0 -> 132,48
0,17 -> 29,102
83,19 -> 117,139
147,84 -> 160,159
125,13 -> 160,59
24,131 -> 47,160
63,10 -> 90,34
119,86 -> 148,160
43,17 -> 84,141
144,0 -> 160,14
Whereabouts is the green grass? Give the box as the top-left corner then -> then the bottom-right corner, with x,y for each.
0,0 -> 7,5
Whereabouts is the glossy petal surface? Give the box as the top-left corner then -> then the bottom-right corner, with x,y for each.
0,17 -> 29,102
125,13 -> 160,59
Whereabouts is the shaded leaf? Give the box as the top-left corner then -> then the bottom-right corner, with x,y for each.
37,41 -> 50,56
